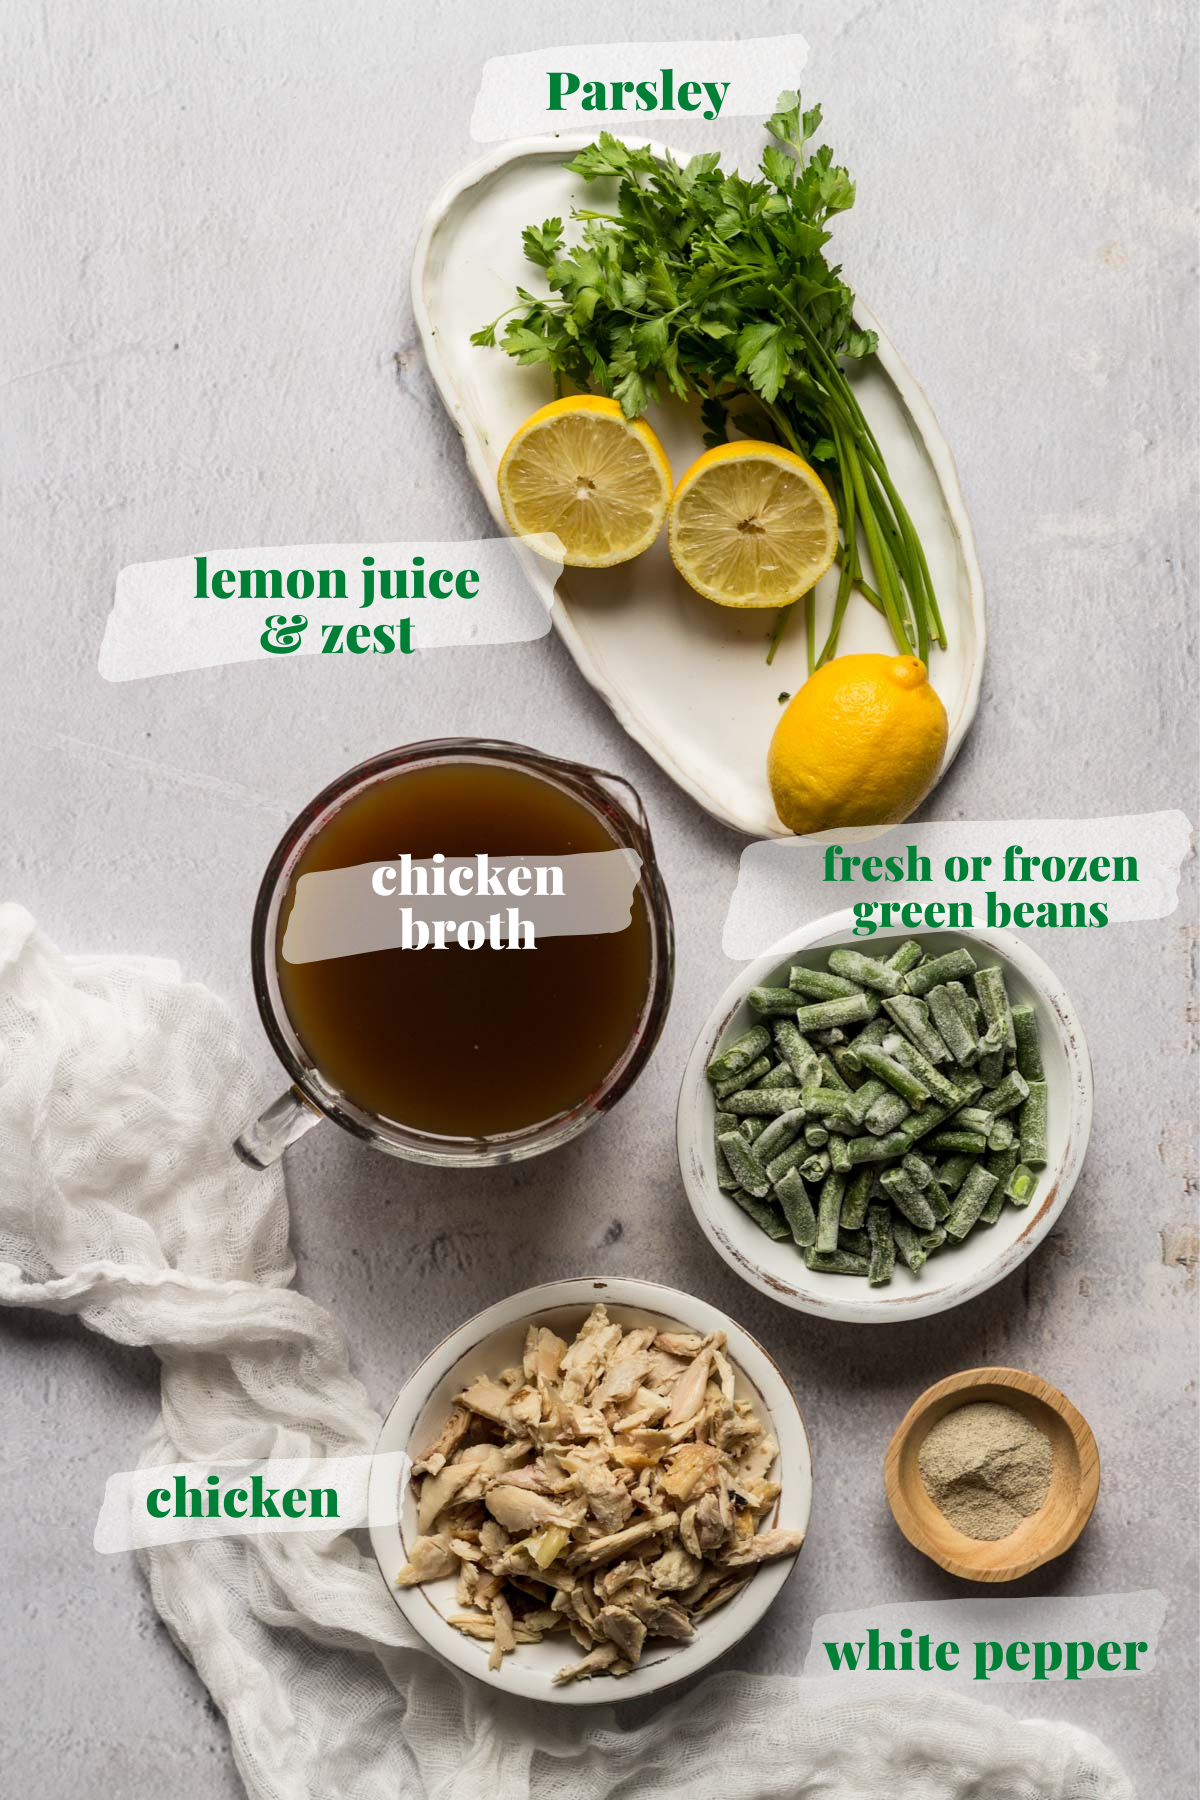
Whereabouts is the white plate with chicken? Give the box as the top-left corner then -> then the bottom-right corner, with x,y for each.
368,1276 -> 811,1702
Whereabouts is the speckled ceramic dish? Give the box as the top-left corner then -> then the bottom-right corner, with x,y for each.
367,1277 -> 812,1703
677,916 -> 1092,1323
413,137 -> 985,839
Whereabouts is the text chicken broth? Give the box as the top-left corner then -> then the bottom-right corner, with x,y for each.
275,758 -> 653,1137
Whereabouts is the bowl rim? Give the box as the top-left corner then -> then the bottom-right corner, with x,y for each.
883,1364 -> 1101,1581
367,1275 -> 812,1704
676,912 -> 1094,1324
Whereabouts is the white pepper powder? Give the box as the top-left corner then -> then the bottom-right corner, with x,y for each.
918,1400 -> 1053,1541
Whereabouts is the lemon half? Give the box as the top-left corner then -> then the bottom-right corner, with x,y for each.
669,440 -> 838,607
497,395 -> 671,568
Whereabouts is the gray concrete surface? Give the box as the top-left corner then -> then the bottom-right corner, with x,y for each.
1,1 -> 1196,1795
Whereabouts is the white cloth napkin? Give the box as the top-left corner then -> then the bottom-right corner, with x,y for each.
0,905 -> 1134,1800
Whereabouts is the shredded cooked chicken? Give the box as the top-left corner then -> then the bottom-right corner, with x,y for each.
395,1305 -> 803,1683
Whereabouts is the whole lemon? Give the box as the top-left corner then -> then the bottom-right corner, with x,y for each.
768,654 -> 948,834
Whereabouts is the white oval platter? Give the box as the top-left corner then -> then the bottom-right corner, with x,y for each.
413,135 -> 985,839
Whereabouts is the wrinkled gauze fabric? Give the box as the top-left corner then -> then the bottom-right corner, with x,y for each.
0,906 -> 1134,1800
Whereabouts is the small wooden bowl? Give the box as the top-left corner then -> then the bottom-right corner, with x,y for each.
885,1366 -> 1100,1582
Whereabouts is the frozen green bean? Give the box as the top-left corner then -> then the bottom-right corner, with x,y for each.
714,1055 -> 771,1101
879,1165 -> 938,1230
921,1226 -> 947,1252
814,1028 -> 847,1049
936,1152 -> 977,1194
885,1035 -> 964,1108
715,1111 -> 739,1190
804,1121 -> 829,1148
765,1137 -> 809,1185
974,965 -> 1017,1056
748,985 -> 806,1016
987,1117 -> 1015,1153
719,1130 -> 771,1197
902,1151 -> 936,1189
979,1183 -> 1005,1226
804,1247 -> 871,1276
840,1016 -> 890,1072
801,1083 -> 856,1121
846,1077 -> 888,1128
904,947 -> 978,996
792,993 -> 872,1033
723,1086 -> 805,1116
981,1068 -> 1030,1117
926,1128 -> 988,1154
799,1151 -> 831,1184
830,1046 -> 866,1089
944,1164 -> 998,1240
955,1106 -> 994,1135
706,1024 -> 771,1085
1006,1162 -> 1039,1207
892,1215 -> 930,1274
1011,1003 -> 1045,1081
753,1108 -> 804,1163
838,1227 -> 871,1258
818,1052 -> 852,1093
926,1181 -> 951,1220
1019,1080 -> 1048,1168
947,979 -> 982,1034
828,1133 -> 852,1174
984,1142 -> 1020,1189
816,1170 -> 846,1253
846,1130 -> 912,1164
854,1043 -> 931,1109
864,1089 -> 912,1136
925,983 -> 980,1067
773,1018 -> 820,1087
882,994 -> 950,1064
841,1166 -> 875,1230
886,940 -> 925,974
775,1168 -> 817,1246
730,1188 -> 790,1239
867,1204 -> 895,1285
788,964 -> 862,1001
828,947 -> 904,995
740,1116 -> 768,1143
754,1061 -> 796,1091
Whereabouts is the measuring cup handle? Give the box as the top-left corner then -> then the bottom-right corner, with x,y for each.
233,1085 -> 322,1169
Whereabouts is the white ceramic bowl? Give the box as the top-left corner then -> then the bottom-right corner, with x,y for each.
368,1277 -> 812,1703
677,916 -> 1093,1324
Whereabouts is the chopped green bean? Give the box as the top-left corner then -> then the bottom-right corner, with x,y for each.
976,1022 -> 1005,1087
740,1116 -> 768,1143
886,940 -> 926,974
981,1068 -> 1030,1117
714,1055 -> 771,1101
840,1017 -> 890,1072
799,1151 -> 831,1183
925,983 -> 980,1067
730,1187 -> 790,1239
715,1110 -> 739,1189
936,1152 -> 977,1194
854,1043 -> 931,1109
773,1018 -> 821,1087
792,993 -> 872,1033
846,1076 -> 888,1128
804,1121 -> 829,1148
765,1138 -> 809,1185
846,1130 -> 912,1164
892,1215 -> 930,1274
816,1170 -> 846,1253
1006,1162 -> 1039,1207
754,1060 -> 797,1090
904,947 -> 978,996
867,1204 -> 895,1285
882,994 -> 950,1064
926,1128 -> 988,1154
830,1045 -> 866,1089
879,1165 -> 938,1230
944,1164 -> 998,1240
723,1086 -> 805,1116
719,1130 -> 771,1197
955,1106 -> 994,1135
753,1108 -> 805,1163
974,965 -> 1017,1056
1019,1080 -> 1048,1168
804,1247 -> 871,1276
841,1166 -> 875,1230
787,964 -> 862,1001
902,1151 -> 936,1189
987,1117 -> 1015,1153
838,1226 -> 871,1258
775,1169 -> 817,1246
979,1183 -> 1005,1225
801,1083 -> 856,1121
864,1089 -> 912,1136
818,1052 -> 852,1093
828,947 -> 904,995
748,985 -> 806,1016
984,1142 -> 1020,1189
813,1027 -> 846,1049
828,1133 -> 852,1174
947,979 -> 982,1034
707,1024 -> 771,1085
1011,1004 -> 1045,1081
921,1226 -> 947,1252
885,1035 -> 964,1108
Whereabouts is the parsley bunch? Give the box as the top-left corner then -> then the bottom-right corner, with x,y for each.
473,92 -> 945,669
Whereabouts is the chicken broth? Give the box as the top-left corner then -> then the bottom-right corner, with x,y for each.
276,758 -> 653,1137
